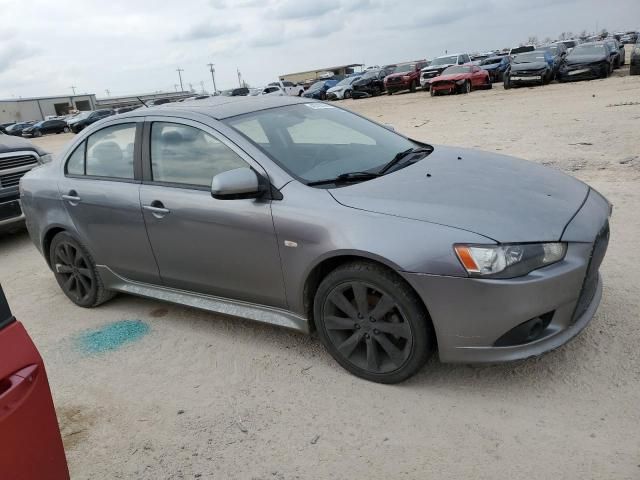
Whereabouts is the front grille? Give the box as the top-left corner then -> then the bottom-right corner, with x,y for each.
0,171 -> 28,188
0,154 -> 38,171
422,71 -> 440,79
387,77 -> 402,84
572,222 -> 609,322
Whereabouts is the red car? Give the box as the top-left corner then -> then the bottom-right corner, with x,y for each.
429,65 -> 491,96
0,285 -> 70,479
383,60 -> 429,94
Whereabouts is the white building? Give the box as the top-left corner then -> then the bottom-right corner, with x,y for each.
0,94 -> 97,123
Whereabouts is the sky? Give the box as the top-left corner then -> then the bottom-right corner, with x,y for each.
1,0 -> 638,99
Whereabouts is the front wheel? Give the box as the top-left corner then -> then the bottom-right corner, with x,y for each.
35,130 -> 42,137
49,232 -> 115,308
63,126 -> 70,133
504,76 -> 511,89
430,88 -> 436,97
461,80 -> 471,94
343,89 -> 351,99
314,261 -> 433,384
409,80 -> 416,93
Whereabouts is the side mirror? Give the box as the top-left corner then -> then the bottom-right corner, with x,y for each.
211,168 -> 266,200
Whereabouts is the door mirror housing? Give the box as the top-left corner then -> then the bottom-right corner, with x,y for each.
211,168 -> 267,200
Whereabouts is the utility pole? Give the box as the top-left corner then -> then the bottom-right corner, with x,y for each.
105,89 -> 110,97
176,68 -> 184,92
237,68 -> 242,87
207,63 -> 217,93
69,86 -> 76,95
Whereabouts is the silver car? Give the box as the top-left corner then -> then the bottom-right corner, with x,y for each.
20,96 -> 610,383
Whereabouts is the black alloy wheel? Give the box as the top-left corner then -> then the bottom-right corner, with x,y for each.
49,232 -> 115,308
315,262 -> 432,383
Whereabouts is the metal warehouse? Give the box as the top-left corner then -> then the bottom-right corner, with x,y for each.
0,94 -> 97,124
279,63 -> 364,84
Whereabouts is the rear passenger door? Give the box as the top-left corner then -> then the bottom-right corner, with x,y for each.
58,118 -> 161,284
139,118 -> 287,308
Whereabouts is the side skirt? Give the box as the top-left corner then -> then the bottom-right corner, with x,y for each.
97,266 -> 310,334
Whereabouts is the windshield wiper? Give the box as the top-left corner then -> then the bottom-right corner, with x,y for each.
378,147 -> 432,175
307,171 -> 381,187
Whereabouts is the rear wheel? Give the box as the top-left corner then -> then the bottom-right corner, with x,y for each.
504,76 -> 511,89
430,88 -> 436,97
63,126 -> 70,133
344,89 -> 351,99
314,261 -> 433,384
49,232 -> 115,308
409,80 -> 417,93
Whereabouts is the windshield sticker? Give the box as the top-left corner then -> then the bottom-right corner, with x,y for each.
305,103 -> 335,109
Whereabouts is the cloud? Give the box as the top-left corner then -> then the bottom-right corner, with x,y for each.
0,42 -> 39,72
174,21 -> 239,41
211,0 -> 262,8
272,0 -> 341,19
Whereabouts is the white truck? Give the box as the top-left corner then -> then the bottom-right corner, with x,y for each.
268,80 -> 305,97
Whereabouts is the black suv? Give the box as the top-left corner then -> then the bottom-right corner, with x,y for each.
0,133 -> 50,232
67,109 -> 114,133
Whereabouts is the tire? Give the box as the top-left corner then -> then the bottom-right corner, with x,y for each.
503,76 -> 511,89
485,77 -> 492,89
63,126 -> 70,133
320,91 -> 327,101
49,232 -> 115,308
344,89 -> 351,99
462,80 -> 471,94
409,80 -> 416,93
430,88 -> 436,97
298,90 -> 304,97
35,130 -> 42,137
313,261 -> 433,384
387,91 -> 392,96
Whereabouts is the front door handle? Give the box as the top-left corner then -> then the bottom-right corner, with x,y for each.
143,200 -> 170,218
0,364 -> 39,422
62,190 -> 81,204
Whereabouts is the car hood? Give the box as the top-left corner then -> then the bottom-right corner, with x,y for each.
565,54 -> 607,66
385,72 -> 413,79
329,146 -> 589,243
481,63 -> 501,70
327,85 -> 346,93
422,64 -> 452,73
511,61 -> 548,71
0,133 -> 44,155
353,78 -> 376,86
431,73 -> 470,82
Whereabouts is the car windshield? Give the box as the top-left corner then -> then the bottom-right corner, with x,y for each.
570,44 -> 606,56
442,66 -> 471,74
431,56 -> 458,66
249,89 -> 262,96
73,111 -> 92,120
394,64 -> 415,73
514,52 -> 547,63
562,41 -> 577,48
308,81 -> 325,91
224,104 -> 422,184
335,76 -> 359,86
481,57 -> 502,65
362,70 -> 381,79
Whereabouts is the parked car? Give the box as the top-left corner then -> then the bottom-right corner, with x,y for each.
420,53 -> 472,89
22,119 -> 70,137
558,39 -> 579,53
251,86 -> 286,96
351,69 -> 389,97
4,122 -> 35,137
115,105 -> 141,115
0,133 -> 52,232
603,38 -> 625,67
67,109 -> 114,133
504,51 -> 554,88
221,87 -> 250,97
479,55 -> 511,82
326,75 -> 362,100
383,60 -> 429,94
21,96 -> 611,384
557,42 -> 614,82
621,32 -> 638,44
429,65 -> 491,96
302,80 -> 339,100
0,285 -> 70,478
268,81 -> 305,97
509,45 -> 536,56
631,39 -> 640,75
0,122 -> 15,134
537,43 -> 568,76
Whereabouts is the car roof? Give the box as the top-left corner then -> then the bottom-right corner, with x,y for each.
117,95 -> 312,121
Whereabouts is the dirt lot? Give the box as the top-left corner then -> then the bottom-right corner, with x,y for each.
1,60 -> 639,479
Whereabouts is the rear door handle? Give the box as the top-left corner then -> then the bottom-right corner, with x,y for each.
143,201 -> 170,218
62,190 -> 81,204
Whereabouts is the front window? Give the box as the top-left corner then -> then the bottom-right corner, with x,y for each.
394,64 -> 415,73
308,81 -> 325,91
362,70 -> 381,79
335,76 -> 359,87
224,104 -> 420,184
86,124 -> 136,179
431,56 -> 458,66
150,122 -> 248,187
513,52 -> 547,63
481,57 -> 502,65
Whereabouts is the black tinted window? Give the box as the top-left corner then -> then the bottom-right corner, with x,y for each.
86,124 -> 136,179
66,142 -> 85,175
150,122 -> 248,187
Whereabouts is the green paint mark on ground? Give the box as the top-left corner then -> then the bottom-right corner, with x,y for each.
77,320 -> 150,354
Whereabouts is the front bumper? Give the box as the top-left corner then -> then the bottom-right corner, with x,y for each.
509,74 -> 544,84
0,197 -> 25,229
402,189 -> 610,364
385,80 -> 411,92
430,82 -> 457,94
559,65 -> 602,81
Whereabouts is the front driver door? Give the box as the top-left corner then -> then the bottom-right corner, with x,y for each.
139,118 -> 287,309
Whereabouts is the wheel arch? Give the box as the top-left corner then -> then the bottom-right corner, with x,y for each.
42,226 -> 68,269
302,252 -> 434,336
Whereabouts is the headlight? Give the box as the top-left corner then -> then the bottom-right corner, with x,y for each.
454,243 -> 567,278
39,153 -> 53,163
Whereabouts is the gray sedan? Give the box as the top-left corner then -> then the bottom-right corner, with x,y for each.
20,96 -> 610,383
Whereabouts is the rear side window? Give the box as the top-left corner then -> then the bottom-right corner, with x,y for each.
150,122 -> 248,187
85,124 -> 136,179
66,142 -> 86,175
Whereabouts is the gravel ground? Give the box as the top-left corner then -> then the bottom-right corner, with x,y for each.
1,56 -> 639,479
